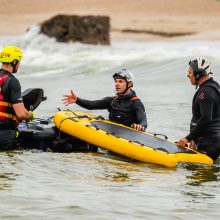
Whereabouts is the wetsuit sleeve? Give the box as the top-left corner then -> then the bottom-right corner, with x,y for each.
186,87 -> 217,141
76,97 -> 112,110
133,100 -> 148,129
8,77 -> 23,104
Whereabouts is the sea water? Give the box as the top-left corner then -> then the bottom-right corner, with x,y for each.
0,25 -> 220,220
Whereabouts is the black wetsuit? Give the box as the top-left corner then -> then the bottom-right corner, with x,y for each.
0,69 -> 22,150
186,78 -> 220,161
76,90 -> 148,129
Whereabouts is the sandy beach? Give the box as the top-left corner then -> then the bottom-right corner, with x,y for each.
1,0 -> 220,41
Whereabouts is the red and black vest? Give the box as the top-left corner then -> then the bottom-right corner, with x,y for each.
0,74 -> 19,127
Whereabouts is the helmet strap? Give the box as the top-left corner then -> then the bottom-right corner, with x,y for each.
11,60 -> 18,73
193,70 -> 200,89
121,83 -> 129,94
195,77 -> 199,89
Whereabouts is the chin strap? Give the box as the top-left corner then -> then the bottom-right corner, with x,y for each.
120,86 -> 129,95
195,82 -> 199,89
11,61 -> 18,73
195,75 -> 200,90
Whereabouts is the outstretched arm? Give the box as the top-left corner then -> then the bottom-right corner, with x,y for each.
63,90 -> 111,110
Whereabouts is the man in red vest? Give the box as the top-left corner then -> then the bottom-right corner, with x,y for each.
0,46 -> 34,150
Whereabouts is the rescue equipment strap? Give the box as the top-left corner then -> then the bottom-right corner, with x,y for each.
130,96 -> 139,101
0,101 -> 12,107
0,111 -> 19,123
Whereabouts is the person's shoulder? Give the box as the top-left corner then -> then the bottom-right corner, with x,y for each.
7,75 -> 21,90
133,98 -> 144,104
197,86 -> 217,101
199,86 -> 212,92
132,97 -> 145,108
130,91 -> 142,101
8,75 -> 19,83
103,96 -> 115,100
199,81 -> 219,94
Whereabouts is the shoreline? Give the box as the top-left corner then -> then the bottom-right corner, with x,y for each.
111,29 -> 220,42
2,25 -> 220,43
1,0 -> 220,42
2,24 -> 220,43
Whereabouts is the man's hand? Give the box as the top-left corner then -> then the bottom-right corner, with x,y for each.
177,137 -> 189,147
131,123 -> 145,131
188,140 -> 197,150
62,90 -> 77,106
28,111 -> 35,122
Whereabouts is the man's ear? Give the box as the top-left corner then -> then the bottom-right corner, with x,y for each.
128,81 -> 133,87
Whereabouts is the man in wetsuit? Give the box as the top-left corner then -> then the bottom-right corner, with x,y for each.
63,69 -> 147,131
0,46 -> 34,150
178,57 -> 220,161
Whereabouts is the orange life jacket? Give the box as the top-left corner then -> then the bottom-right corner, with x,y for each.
0,74 -> 19,125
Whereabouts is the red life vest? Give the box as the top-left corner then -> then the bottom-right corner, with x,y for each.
0,74 -> 19,124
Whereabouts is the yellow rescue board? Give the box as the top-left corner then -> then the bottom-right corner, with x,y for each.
53,110 -> 213,167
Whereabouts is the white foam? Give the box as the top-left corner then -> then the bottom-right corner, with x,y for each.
1,26 -> 220,77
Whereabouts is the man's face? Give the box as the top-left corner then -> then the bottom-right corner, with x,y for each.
114,78 -> 127,94
187,66 -> 196,85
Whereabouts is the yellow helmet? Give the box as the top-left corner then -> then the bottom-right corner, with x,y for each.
0,46 -> 23,63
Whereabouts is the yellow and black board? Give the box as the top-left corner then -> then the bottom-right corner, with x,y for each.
53,110 -> 213,167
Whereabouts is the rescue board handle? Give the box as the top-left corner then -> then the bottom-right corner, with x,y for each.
153,133 -> 168,140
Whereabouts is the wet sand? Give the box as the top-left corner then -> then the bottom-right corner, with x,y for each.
1,0 -> 220,41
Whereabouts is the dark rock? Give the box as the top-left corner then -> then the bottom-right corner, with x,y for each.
40,15 -> 110,45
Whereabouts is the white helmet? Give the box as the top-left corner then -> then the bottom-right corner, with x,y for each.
113,69 -> 134,82
189,57 -> 211,80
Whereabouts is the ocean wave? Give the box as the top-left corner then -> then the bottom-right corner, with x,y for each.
1,25 -> 220,77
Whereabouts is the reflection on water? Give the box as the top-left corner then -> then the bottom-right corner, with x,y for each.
81,151 -> 176,184
183,190 -> 215,200
179,161 -> 220,206
0,173 -> 15,190
0,149 -> 220,219
185,161 -> 220,186
97,171 -> 130,182
0,151 -> 22,190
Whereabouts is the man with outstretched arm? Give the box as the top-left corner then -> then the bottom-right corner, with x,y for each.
63,69 -> 147,131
